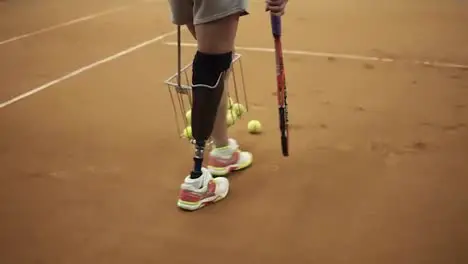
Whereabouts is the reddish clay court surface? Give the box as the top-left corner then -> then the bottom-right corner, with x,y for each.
1,0 -> 467,263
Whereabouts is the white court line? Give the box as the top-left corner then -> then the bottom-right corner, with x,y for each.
0,6 -> 128,46
164,42 -> 468,70
164,42 -> 394,62
0,30 -> 177,109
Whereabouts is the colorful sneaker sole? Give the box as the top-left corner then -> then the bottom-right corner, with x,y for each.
208,153 -> 253,176
177,193 -> 227,211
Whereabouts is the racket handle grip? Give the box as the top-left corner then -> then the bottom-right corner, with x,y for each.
270,15 -> 282,36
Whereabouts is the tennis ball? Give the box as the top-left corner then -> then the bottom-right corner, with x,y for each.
185,110 -> 191,124
231,103 -> 246,117
226,112 -> 237,126
182,126 -> 192,139
247,120 -> 262,134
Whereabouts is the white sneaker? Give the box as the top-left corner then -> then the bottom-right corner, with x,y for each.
177,168 -> 229,211
207,138 -> 253,176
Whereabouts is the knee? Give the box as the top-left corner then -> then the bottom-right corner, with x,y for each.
195,15 -> 239,53
192,51 -> 232,88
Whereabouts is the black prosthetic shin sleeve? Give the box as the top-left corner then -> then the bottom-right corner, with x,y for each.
190,51 -> 232,177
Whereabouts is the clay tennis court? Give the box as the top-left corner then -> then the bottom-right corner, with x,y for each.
1,0 -> 467,263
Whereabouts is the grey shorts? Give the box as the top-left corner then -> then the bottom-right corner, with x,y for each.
168,0 -> 249,25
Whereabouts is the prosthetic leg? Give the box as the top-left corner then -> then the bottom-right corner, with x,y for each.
190,51 -> 233,178
167,26 -> 251,211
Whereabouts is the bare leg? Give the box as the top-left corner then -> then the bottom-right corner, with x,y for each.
210,86 -> 229,147
186,14 -> 240,178
188,17 -> 239,148
195,15 -> 238,54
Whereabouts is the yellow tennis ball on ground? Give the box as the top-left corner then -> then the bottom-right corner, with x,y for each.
226,112 -> 237,126
247,120 -> 262,134
231,103 -> 246,117
182,126 -> 192,139
185,110 -> 191,124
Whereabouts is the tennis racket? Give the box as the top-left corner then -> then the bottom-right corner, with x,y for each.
270,15 -> 289,157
